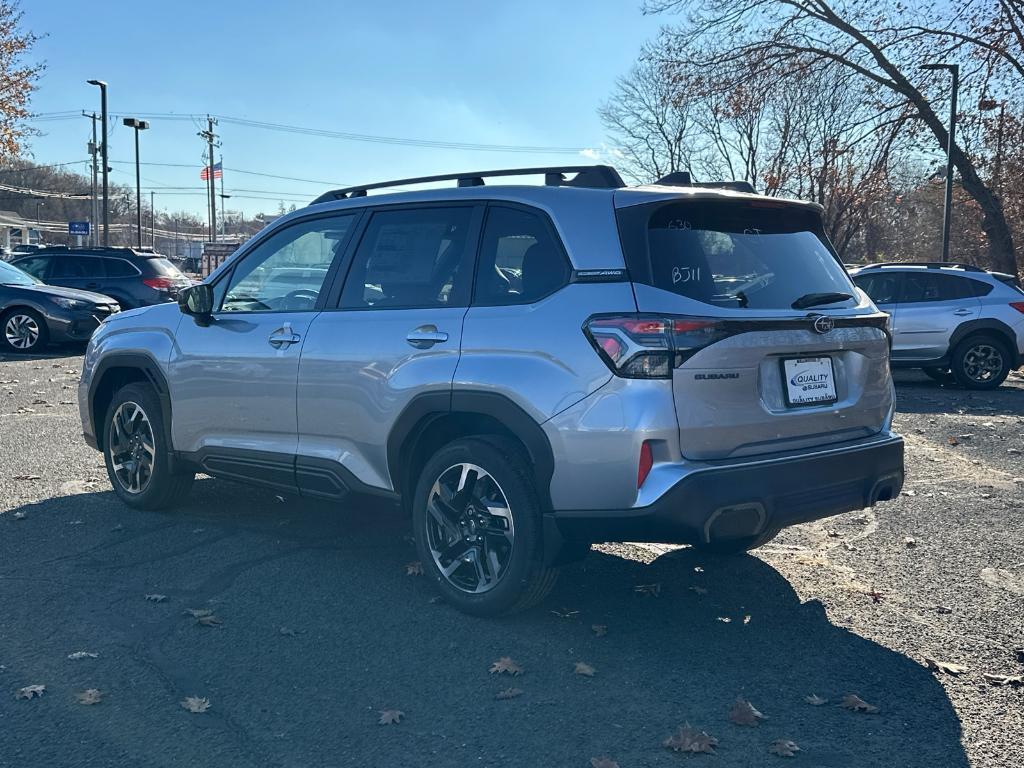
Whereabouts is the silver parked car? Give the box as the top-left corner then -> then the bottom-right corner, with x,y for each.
79,165 -> 904,615
850,262 -> 1024,389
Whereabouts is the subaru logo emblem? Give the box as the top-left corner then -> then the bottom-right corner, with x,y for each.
812,315 -> 834,334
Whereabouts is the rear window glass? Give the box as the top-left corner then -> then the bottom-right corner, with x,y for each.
148,257 -> 186,278
103,258 -> 138,277
620,201 -> 854,310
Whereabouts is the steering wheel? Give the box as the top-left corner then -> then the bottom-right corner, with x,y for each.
281,289 -> 319,310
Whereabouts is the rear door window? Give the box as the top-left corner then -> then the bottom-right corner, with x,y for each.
103,258 -> 139,277
474,205 -> 570,305
340,206 -> 475,309
12,256 -> 50,279
618,200 -> 854,310
149,258 -> 187,278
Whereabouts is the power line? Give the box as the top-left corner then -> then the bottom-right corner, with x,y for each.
31,109 -> 591,154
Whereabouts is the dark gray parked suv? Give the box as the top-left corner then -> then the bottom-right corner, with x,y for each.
11,247 -> 191,310
79,165 -> 904,615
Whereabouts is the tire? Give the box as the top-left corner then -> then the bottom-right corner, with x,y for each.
412,435 -> 558,616
949,334 -> 1012,390
693,528 -> 780,555
1,308 -> 49,353
922,366 -> 955,384
102,382 -> 194,510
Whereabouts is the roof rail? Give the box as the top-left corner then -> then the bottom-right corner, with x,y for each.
860,261 -> 986,273
653,171 -> 756,194
311,165 -> 625,204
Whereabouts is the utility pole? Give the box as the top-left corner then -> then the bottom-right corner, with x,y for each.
150,190 -> 155,249
198,116 -> 219,242
920,62 -> 959,263
84,112 -> 99,246
87,80 -> 109,246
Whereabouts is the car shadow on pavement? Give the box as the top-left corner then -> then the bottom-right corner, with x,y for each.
1,480 -> 969,768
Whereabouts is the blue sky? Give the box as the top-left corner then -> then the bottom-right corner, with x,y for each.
24,0 -> 664,218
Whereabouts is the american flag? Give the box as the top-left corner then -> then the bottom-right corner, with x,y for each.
200,161 -> 222,180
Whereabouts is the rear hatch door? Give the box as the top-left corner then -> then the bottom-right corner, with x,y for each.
616,193 -> 893,461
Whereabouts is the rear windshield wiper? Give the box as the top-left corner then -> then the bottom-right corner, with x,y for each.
791,291 -> 853,310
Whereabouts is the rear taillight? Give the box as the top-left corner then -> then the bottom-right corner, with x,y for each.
583,314 -> 731,379
142,277 -> 176,290
637,440 -> 654,488
1010,302 -> 1024,315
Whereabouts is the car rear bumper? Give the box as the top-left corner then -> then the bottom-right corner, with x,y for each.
548,433 -> 904,547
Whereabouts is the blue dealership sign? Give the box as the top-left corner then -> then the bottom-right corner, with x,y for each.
68,221 -> 90,236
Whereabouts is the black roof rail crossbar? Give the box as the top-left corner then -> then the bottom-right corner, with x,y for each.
861,261 -> 985,273
311,165 -> 625,204
653,171 -> 756,194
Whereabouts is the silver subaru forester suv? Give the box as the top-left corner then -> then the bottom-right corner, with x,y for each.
80,166 -> 904,615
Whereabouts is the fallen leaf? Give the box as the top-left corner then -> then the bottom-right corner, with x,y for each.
804,694 -> 828,706
591,624 -> 608,637
13,511 -> 26,520
490,657 -> 522,676
404,561 -> 423,576
12,474 -> 40,481
925,658 -> 966,676
982,673 -> 1024,687
184,608 -> 213,618
196,614 -> 222,627
663,723 -> 718,754
574,661 -> 596,677
495,687 -> 523,700
716,616 -> 732,623
181,696 -> 211,713
826,528 -> 841,537
947,436 -> 959,446
590,758 -> 620,768
769,739 -> 800,757
144,594 -> 168,603
904,537 -> 917,547
729,696 -> 766,726
550,608 -> 580,619
378,709 -> 404,725
935,605 -> 953,615
633,582 -> 661,597
76,689 -> 103,705
67,651 -> 99,660
866,587 -> 884,603
840,693 -> 879,713
15,684 -> 45,700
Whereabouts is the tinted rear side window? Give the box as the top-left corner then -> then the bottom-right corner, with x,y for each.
900,272 -> 987,302
474,205 -> 570,306
103,258 -> 139,277
853,273 -> 899,304
148,257 -> 186,278
617,200 -> 853,310
340,207 -> 475,310
50,256 -> 104,278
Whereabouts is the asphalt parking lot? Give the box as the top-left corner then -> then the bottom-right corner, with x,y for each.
1,348 -> 1022,768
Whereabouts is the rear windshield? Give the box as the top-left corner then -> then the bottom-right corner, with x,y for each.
618,200 -> 855,310
148,257 -> 187,278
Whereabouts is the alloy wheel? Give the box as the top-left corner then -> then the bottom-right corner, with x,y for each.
425,463 -> 515,594
4,314 -> 40,350
961,343 -> 1003,383
108,401 -> 156,494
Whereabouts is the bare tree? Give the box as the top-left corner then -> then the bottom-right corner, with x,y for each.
0,1 -> 41,159
598,56 -> 696,182
643,0 -> 1019,273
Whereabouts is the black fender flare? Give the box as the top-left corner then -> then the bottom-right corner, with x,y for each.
387,390 -> 555,511
88,353 -> 173,450
949,319 -> 1021,367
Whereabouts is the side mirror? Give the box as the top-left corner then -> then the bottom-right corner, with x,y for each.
178,283 -> 214,322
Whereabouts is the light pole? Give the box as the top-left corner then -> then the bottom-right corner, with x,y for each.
123,117 -> 150,248
86,80 -> 109,246
34,199 -> 43,243
219,193 -> 231,238
978,97 -> 1006,197
920,63 -> 959,263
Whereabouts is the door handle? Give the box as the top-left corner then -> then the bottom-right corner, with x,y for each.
952,308 -> 974,316
406,324 -> 449,349
268,322 -> 301,349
